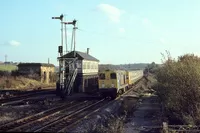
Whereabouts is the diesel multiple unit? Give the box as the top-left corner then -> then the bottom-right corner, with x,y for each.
98,69 -> 143,99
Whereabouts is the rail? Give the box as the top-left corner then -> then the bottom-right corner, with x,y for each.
61,77 -> 145,132
0,74 -> 144,132
7,100 -> 95,132
0,100 -> 83,132
34,98 -> 109,132
0,89 -> 55,106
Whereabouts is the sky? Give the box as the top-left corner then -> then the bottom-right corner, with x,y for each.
1,0 -> 200,65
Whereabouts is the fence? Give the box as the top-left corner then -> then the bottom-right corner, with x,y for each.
130,122 -> 200,133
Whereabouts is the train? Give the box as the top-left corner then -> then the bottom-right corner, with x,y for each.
98,69 -> 144,99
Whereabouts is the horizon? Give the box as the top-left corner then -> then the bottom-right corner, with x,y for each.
1,0 -> 200,65
0,61 -> 155,65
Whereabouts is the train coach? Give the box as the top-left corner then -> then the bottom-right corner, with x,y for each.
98,69 -> 143,99
126,70 -> 144,87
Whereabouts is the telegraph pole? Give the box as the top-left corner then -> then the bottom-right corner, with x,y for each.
5,54 -> 7,66
5,55 -> 7,63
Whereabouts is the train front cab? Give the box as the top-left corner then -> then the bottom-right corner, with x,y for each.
98,70 -> 128,99
98,70 -> 117,99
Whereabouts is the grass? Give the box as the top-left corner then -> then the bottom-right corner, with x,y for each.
0,76 -> 55,90
89,117 -> 125,133
0,65 -> 17,72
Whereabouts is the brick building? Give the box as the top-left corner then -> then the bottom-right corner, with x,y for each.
17,63 -> 55,84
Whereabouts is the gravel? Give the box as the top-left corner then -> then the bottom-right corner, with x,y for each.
0,95 -> 62,125
68,78 -> 150,133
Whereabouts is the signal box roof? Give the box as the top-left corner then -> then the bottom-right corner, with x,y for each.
62,51 -> 99,62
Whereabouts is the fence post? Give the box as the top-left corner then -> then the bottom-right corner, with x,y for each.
162,122 -> 168,133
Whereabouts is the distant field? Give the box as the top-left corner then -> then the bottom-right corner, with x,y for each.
0,64 -> 17,72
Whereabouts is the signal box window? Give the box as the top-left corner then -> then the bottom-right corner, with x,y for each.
83,63 -> 86,69
110,73 -> 116,79
99,73 -> 105,80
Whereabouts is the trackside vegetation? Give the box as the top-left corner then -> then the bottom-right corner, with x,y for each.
154,52 -> 200,125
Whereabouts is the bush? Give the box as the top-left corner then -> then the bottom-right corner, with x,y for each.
0,70 -> 10,77
11,70 -> 20,77
155,52 -> 200,125
144,62 -> 160,74
88,116 -> 125,133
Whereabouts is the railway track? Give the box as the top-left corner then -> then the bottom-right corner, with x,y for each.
0,78 -> 144,132
0,100 -> 94,132
122,77 -> 144,96
61,77 -> 145,132
0,89 -> 55,106
33,98 -> 109,132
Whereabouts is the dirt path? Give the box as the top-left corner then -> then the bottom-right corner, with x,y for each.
124,93 -> 162,133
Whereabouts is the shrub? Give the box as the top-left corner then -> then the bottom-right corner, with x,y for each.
0,70 -> 10,77
27,73 -> 41,81
11,70 -> 20,77
88,116 -> 125,133
155,52 -> 200,125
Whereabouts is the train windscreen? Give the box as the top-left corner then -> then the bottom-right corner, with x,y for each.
110,73 -> 116,79
99,73 -> 105,80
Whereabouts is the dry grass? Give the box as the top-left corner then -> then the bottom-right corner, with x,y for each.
86,115 -> 125,133
0,76 -> 55,90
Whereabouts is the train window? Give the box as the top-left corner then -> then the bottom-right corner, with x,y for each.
110,73 -> 116,79
99,73 -> 105,80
